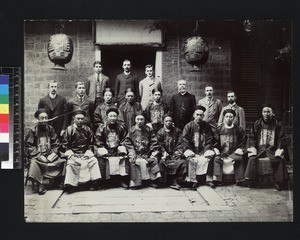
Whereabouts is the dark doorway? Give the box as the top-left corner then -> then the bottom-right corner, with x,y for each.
100,47 -> 156,90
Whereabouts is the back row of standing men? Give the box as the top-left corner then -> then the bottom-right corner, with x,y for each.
25,59 -> 289,194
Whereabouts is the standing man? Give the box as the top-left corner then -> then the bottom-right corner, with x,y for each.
115,59 -> 139,106
170,80 -> 196,130
118,89 -> 143,130
93,88 -> 118,130
124,114 -> 162,189
61,110 -> 101,193
157,115 -> 187,190
38,80 -> 67,137
144,88 -> 168,133
182,106 -> 216,190
198,84 -> 222,128
25,108 -> 65,195
94,108 -> 129,189
242,104 -> 288,191
139,64 -> 162,110
85,61 -> 110,108
64,82 -> 94,131
218,91 -> 246,130
214,109 -> 247,186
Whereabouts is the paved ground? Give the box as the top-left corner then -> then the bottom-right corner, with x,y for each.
24,178 -> 293,223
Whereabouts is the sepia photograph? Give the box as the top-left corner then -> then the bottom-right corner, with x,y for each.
24,20 -> 293,223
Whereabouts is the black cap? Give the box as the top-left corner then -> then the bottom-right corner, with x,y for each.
194,105 -> 206,112
34,108 -> 48,119
72,109 -> 86,116
223,108 -> 236,117
106,108 -> 119,116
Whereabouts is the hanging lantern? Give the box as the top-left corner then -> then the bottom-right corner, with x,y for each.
184,20 -> 209,71
47,22 -> 73,70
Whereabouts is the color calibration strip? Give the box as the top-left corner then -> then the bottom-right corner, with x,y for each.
0,74 -> 9,162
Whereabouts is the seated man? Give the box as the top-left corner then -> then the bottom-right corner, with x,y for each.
124,114 -> 162,189
61,109 -> 101,193
94,88 -> 118,130
242,104 -> 289,191
157,115 -> 187,190
182,105 -> 216,190
213,109 -> 247,186
94,108 -> 129,189
25,108 -> 65,195
144,88 -> 169,134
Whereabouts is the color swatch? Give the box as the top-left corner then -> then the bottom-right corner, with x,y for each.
0,75 -> 9,161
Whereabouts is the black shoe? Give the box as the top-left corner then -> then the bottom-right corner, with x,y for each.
213,180 -> 223,186
38,184 -> 47,195
120,181 -> 129,189
206,181 -> 216,189
191,182 -> 198,191
170,183 -> 181,191
236,179 -> 253,188
64,185 -> 75,194
148,181 -> 159,189
130,185 -> 143,190
273,181 -> 285,191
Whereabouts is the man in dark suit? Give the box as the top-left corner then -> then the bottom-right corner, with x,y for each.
38,80 -> 67,137
115,59 -> 140,106
170,80 -> 196,130
85,61 -> 110,108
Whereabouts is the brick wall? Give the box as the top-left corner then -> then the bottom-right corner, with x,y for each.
24,21 -> 95,132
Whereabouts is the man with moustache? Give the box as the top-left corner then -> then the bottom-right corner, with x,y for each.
218,91 -> 246,130
124,114 -> 162,189
61,110 -> 101,193
85,61 -> 110,108
93,88 -> 118,130
38,80 -> 67,137
118,89 -> 143,130
94,108 -> 129,189
25,108 -> 65,195
170,80 -> 196,130
115,59 -> 140,106
64,82 -> 94,131
241,104 -> 289,191
182,106 -> 216,190
198,84 -> 222,128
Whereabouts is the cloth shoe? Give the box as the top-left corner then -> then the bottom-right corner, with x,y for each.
206,181 -> 216,189
38,184 -> 47,195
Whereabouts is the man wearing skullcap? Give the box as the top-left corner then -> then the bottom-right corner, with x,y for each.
241,104 -> 289,191
218,91 -> 246,130
182,105 -> 216,190
85,61 -> 110,108
93,88 -> 118,130
118,89 -> 143,130
94,108 -> 129,189
61,109 -> 101,193
124,114 -> 162,189
25,108 -> 65,195
157,115 -> 187,190
213,108 -> 247,186
144,88 -> 169,133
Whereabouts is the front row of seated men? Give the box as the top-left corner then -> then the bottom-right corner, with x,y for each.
25,103 -> 289,194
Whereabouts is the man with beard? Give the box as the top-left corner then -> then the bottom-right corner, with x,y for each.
182,106 -> 216,190
64,82 -> 94,131
115,59 -> 140,106
25,108 -> 65,195
170,80 -> 196,130
218,91 -> 246,130
124,114 -> 162,189
157,115 -> 187,190
118,89 -> 143,130
94,88 -> 118,130
38,80 -> 67,137
213,109 -> 247,186
241,104 -> 288,191
85,61 -> 110,108
144,88 -> 168,133
198,84 -> 222,128
94,108 -> 129,189
61,109 -> 101,193
139,64 -> 162,110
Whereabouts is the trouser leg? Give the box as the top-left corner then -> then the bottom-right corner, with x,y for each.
244,156 -> 257,180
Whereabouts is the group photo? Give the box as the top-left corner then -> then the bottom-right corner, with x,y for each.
24,20 -> 293,222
